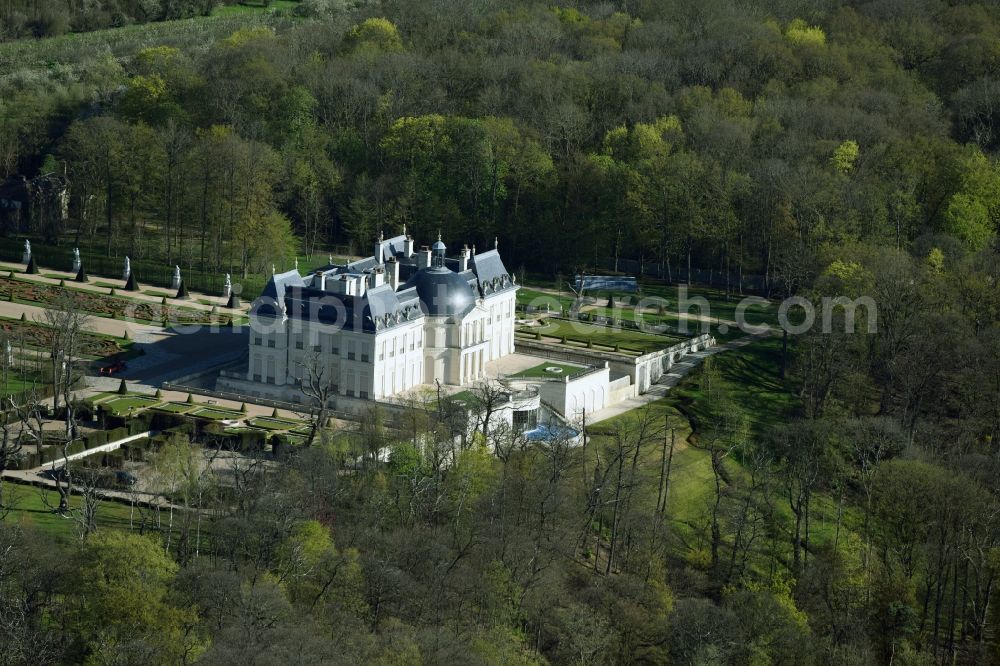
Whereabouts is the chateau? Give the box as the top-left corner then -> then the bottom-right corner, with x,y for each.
230,232 -> 518,403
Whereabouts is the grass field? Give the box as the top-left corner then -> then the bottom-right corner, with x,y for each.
248,416 -> 303,431
510,361 -> 588,379
1,483 -> 135,541
190,407 -> 243,421
517,288 -> 575,313
100,395 -> 160,415
212,0 -> 298,16
581,332 -> 861,578
668,336 -> 799,435
524,317 -> 686,353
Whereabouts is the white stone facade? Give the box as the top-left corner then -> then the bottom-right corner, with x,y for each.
241,233 -> 518,402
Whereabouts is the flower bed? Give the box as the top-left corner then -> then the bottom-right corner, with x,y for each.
190,407 -> 243,421
0,318 -> 122,358
248,416 -> 303,431
152,402 -> 196,414
0,277 -> 227,325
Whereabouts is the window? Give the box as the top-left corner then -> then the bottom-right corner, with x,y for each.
347,351 -> 356,360
346,388 -> 354,397
332,384 -> 339,394
253,374 -> 262,382
332,346 -> 339,355
267,340 -> 275,348
361,353 -> 370,362
360,390 -> 369,400
254,337 -> 262,345
295,341 -> 303,350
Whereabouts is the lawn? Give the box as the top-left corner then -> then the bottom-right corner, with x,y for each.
516,288 -> 575,313
509,361 -> 588,379
212,0 -> 298,16
248,416 -> 303,431
667,335 -> 799,435
1,483 -> 135,541
152,401 -> 197,414
190,407 -> 244,421
583,333 -> 861,578
638,282 -> 781,328
100,395 -> 160,415
523,317 -> 686,353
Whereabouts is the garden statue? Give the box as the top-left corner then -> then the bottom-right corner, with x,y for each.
72,247 -> 81,273
21,240 -> 30,263
171,265 -> 181,290
224,273 -> 232,298
122,256 -> 131,281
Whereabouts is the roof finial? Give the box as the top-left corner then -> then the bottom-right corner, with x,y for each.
494,236 -> 499,250
402,223 -> 406,237
437,230 -> 442,242
472,244 -> 476,255
378,229 -> 384,243
272,264 -> 276,276
294,257 -> 298,271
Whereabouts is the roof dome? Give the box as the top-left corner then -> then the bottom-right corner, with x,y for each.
406,266 -> 476,316
432,239 -> 447,252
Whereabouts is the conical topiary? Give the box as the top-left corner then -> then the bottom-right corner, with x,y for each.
175,280 -> 189,300
124,272 -> 139,292
25,256 -> 38,274
117,378 -> 128,395
154,389 -> 162,399
271,407 -> 280,418
59,279 -> 65,287
75,264 -> 88,283
186,393 -> 195,404
240,402 -> 248,413
109,288 -> 116,296
19,312 -> 26,322
161,296 -> 168,305
226,292 -> 241,309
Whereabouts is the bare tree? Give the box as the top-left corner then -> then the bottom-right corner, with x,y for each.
0,334 -> 40,517
467,378 -> 510,442
298,350 -> 337,446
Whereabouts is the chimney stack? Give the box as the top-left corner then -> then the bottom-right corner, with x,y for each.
387,257 -> 400,289
417,246 -> 432,269
374,231 -> 385,265
459,245 -> 470,272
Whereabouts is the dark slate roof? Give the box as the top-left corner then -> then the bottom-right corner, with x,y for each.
470,250 -> 516,297
404,266 -> 477,317
373,234 -> 409,263
252,237 -> 517,332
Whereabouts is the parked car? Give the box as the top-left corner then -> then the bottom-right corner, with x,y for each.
39,466 -> 68,482
98,360 -> 127,375
114,470 -> 138,486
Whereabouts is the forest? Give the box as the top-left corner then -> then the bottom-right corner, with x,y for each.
0,0 -> 999,664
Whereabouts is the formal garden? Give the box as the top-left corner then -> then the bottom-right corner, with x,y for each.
0,316 -> 129,359
0,274 -> 232,325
